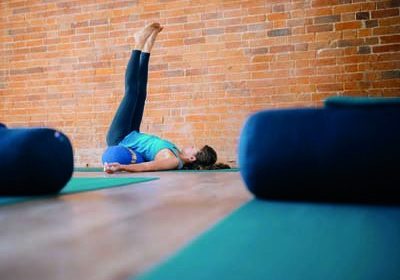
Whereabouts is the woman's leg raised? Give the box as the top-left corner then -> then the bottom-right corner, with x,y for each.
131,27 -> 163,132
106,23 -> 160,146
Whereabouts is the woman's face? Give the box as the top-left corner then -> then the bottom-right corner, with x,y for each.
182,146 -> 199,159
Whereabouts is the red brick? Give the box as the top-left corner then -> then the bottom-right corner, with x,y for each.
371,8 -> 399,19
305,7 -> 332,17
335,21 -> 362,31
377,0 -> 400,10
316,83 -> 344,92
307,24 -> 333,33
312,0 -> 340,8
167,16 -> 188,24
268,12 -> 290,21
373,26 -> 400,35
184,37 -> 206,45
225,25 -> 248,33
373,44 -> 400,53
380,35 -> 400,44
270,45 -> 295,53
315,58 -> 336,66
184,22 -> 205,30
379,16 -> 400,26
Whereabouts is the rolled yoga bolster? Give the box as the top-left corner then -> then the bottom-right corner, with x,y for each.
0,124 -> 73,195
238,103 -> 400,202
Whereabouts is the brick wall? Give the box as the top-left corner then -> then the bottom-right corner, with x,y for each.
1,0 -> 400,167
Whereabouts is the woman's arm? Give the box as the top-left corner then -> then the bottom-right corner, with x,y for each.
125,157 -> 179,172
104,157 -> 179,173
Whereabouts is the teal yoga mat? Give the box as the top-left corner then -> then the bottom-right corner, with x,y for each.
74,167 -> 104,172
0,177 -> 158,206
136,200 -> 400,280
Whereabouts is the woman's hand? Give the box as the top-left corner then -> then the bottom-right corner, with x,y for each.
103,162 -> 124,174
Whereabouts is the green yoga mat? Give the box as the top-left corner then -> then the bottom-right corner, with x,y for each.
0,177 -> 158,206
74,167 -> 239,172
136,200 -> 400,280
74,167 -> 104,172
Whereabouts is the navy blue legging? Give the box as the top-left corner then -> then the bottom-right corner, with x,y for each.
106,50 -> 150,146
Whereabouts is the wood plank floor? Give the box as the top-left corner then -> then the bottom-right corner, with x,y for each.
0,171 -> 251,280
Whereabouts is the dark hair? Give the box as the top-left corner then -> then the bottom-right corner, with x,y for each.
183,145 -> 231,170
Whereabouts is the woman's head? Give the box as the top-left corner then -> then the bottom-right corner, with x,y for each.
182,145 -> 223,170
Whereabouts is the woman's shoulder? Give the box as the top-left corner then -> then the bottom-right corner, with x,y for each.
155,148 -> 178,160
156,148 -> 184,168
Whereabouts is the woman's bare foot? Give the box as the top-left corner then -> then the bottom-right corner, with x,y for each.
134,23 -> 161,50
143,26 -> 164,53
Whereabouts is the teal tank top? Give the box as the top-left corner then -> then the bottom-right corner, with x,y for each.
119,131 -> 183,169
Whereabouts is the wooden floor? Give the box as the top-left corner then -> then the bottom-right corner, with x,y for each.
0,171 -> 251,280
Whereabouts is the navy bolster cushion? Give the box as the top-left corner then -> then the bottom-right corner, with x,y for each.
238,105 -> 400,202
0,125 -> 74,195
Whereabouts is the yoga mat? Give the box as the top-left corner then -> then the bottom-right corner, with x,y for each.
74,167 -> 239,172
136,200 -> 400,280
0,177 -> 158,206
74,167 -> 104,172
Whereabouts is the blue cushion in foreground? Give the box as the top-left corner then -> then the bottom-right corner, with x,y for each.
238,106 -> 400,203
0,125 -> 74,195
